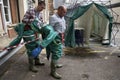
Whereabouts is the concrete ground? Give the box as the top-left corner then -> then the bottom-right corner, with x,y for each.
0,35 -> 15,51
0,27 -> 120,80
0,44 -> 120,80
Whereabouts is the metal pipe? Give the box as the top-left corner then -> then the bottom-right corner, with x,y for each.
0,39 -> 24,65
113,22 -> 120,25
0,45 -> 24,66
0,50 -> 8,58
106,2 -> 120,8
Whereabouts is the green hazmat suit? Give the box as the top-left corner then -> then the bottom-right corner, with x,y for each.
8,20 -> 62,60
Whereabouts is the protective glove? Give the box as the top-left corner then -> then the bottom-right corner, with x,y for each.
31,46 -> 42,58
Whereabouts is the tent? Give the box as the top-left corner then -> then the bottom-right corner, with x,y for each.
65,3 -> 113,47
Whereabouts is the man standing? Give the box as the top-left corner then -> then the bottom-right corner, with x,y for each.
22,1 -> 45,72
49,6 -> 67,79
49,6 -> 67,44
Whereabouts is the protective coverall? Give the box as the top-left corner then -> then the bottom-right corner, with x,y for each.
8,20 -> 62,78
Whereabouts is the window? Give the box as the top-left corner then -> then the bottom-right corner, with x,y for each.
3,0 -> 11,23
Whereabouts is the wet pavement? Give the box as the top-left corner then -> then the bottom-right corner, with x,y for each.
0,44 -> 120,80
0,35 -> 15,51
0,27 -> 120,80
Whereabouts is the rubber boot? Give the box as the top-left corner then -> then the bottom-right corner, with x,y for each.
34,57 -> 45,66
28,57 -> 38,73
50,60 -> 62,79
56,64 -> 63,68
55,60 -> 62,68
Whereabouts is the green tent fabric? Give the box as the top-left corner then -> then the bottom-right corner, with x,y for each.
65,3 -> 113,47
94,3 -> 113,41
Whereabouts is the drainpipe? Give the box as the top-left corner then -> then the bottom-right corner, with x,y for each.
0,44 -> 24,65
0,39 -> 24,65
106,2 -> 120,8
16,0 -> 20,22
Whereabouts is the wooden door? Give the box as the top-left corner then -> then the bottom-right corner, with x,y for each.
9,0 -> 18,23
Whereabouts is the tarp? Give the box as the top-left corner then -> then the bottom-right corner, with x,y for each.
65,3 -> 113,47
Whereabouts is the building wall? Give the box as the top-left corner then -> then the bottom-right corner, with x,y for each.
9,0 -> 19,23
53,0 -> 65,9
111,7 -> 120,22
111,0 -> 120,22
43,0 -> 49,23
49,0 -> 54,15
111,0 -> 119,4
0,6 -> 4,36
0,1 -> 8,35
18,0 -> 28,22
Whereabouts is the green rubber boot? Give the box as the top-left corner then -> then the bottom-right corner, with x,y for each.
50,60 -> 62,79
34,57 -> 45,66
28,57 -> 38,73
56,64 -> 63,68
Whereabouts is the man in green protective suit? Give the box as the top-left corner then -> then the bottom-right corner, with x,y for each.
8,1 -> 46,72
8,19 -> 59,74
21,1 -> 46,72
